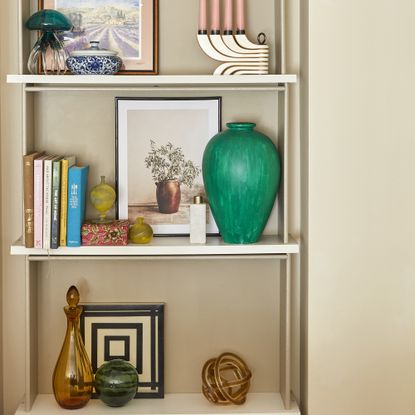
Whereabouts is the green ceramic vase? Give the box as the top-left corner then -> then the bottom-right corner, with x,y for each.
202,123 -> 281,244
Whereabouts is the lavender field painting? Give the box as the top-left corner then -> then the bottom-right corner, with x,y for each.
49,0 -> 142,60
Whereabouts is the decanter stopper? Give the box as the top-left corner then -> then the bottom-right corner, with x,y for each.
66,285 -> 79,307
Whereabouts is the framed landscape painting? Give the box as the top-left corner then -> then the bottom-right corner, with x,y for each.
40,0 -> 159,74
116,97 -> 221,236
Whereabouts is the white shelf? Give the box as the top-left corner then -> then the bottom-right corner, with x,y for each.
10,235 -> 299,257
6,74 -> 297,86
15,393 -> 300,415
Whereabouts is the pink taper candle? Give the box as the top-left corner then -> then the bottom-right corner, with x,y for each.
224,0 -> 233,32
211,0 -> 220,32
236,0 -> 245,32
199,0 -> 207,32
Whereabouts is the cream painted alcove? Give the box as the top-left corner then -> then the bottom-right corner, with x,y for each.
3,1 -> 415,415
0,1 -> 301,415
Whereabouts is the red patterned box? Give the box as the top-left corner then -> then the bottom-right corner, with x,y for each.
81,220 -> 130,246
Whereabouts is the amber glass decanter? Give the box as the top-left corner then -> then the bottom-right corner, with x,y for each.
52,286 -> 93,409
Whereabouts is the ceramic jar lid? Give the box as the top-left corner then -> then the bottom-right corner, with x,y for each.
70,41 -> 118,57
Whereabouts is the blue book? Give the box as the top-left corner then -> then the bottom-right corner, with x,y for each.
67,165 -> 89,247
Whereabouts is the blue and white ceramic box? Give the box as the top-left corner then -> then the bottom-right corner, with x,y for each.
66,41 -> 122,75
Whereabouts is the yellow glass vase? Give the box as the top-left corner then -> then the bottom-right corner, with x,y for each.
90,176 -> 116,223
52,286 -> 93,409
129,217 -> 153,244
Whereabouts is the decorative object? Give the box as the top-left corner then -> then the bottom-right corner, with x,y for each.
203,122 -> 281,244
95,359 -> 139,407
129,217 -> 153,244
145,140 -> 200,214
90,176 -> 117,223
202,352 -> 251,405
81,220 -> 129,246
39,0 -> 159,74
52,286 -> 93,409
197,0 -> 269,75
80,303 -> 164,398
116,97 -> 221,235
26,9 -> 72,74
66,41 -> 122,75
190,195 -> 206,244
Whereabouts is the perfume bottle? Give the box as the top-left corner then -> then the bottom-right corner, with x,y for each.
52,286 -> 93,409
190,195 -> 206,244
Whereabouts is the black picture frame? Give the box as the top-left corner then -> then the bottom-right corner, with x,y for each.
80,303 -> 164,398
115,97 -> 222,236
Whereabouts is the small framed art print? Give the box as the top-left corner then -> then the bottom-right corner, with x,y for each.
116,97 -> 222,235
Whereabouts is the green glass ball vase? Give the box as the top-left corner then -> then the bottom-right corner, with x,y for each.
202,122 -> 281,244
129,217 -> 153,244
94,359 -> 138,407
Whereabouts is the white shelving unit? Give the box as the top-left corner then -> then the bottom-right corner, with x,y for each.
9,1 -> 299,414
11,235 -> 299,257
7,74 -> 297,86
16,393 -> 300,415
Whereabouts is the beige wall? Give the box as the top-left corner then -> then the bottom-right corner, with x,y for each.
1,3 -> 27,415
304,0 -> 415,414
0,25 -> 3,411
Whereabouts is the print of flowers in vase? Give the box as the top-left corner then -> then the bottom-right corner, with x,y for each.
145,140 -> 200,214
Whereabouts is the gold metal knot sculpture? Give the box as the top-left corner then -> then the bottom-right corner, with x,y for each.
202,352 -> 252,405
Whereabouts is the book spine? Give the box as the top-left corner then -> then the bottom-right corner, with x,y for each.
33,160 -> 44,249
67,167 -> 89,247
23,155 -> 35,248
43,160 -> 53,249
59,160 -> 69,246
51,160 -> 61,249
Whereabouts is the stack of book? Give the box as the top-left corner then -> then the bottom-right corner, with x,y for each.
23,152 -> 89,249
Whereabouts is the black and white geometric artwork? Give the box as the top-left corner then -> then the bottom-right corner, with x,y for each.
80,303 -> 164,398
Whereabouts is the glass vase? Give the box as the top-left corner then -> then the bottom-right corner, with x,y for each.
25,10 -> 72,74
52,286 -> 93,409
90,176 -> 116,223
129,217 -> 153,244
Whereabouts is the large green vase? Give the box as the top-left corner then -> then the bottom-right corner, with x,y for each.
202,122 -> 281,244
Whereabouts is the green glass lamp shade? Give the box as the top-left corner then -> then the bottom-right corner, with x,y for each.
26,9 -> 72,31
203,122 -> 281,244
95,359 -> 138,407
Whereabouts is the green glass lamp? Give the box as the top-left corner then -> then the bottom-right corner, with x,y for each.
26,10 -> 72,74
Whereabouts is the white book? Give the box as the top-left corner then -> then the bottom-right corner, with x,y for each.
33,154 -> 51,249
43,155 -> 62,249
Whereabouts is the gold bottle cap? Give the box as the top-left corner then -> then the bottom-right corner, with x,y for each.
193,195 -> 204,204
